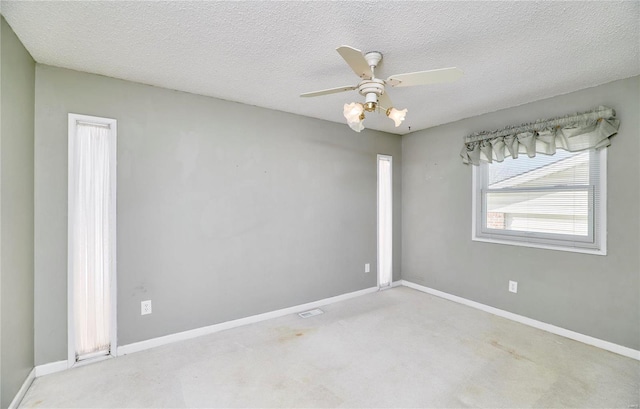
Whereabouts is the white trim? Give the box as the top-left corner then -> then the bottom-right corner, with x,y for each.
597,148 -> 607,254
67,113 -> 118,368
471,149 -> 607,255
401,280 -> 640,361
471,236 -> 607,255
378,280 -> 402,291
8,368 -> 35,409
118,286 -> 379,355
34,360 -> 68,377
70,353 -> 115,369
77,349 -> 110,361
34,356 -> 111,377
34,279 -> 637,382
377,154 -> 393,288
471,164 -> 478,239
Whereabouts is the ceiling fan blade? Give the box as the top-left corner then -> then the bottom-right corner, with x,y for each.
378,92 -> 393,109
300,85 -> 357,98
387,67 -> 463,88
336,45 -> 373,79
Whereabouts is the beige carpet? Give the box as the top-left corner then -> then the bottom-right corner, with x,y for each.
20,287 -> 640,407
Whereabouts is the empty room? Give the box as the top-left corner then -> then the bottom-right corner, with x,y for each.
1,1 -> 639,408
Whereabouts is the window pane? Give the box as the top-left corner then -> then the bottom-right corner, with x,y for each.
488,150 -> 589,189
475,147 -> 604,253
485,190 -> 589,236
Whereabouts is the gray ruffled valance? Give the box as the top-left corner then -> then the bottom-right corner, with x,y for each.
460,106 -> 619,165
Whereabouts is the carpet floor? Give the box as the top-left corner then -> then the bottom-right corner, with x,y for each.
20,286 -> 640,408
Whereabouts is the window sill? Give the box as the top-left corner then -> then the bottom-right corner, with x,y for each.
472,235 -> 606,256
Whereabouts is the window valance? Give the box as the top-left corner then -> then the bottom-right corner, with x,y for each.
460,106 -> 619,165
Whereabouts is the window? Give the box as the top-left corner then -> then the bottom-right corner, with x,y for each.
377,155 -> 392,288
68,113 -> 118,366
472,148 -> 606,254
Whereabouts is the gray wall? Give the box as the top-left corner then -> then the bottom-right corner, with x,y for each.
0,16 -> 35,408
402,76 -> 640,350
34,65 -> 402,364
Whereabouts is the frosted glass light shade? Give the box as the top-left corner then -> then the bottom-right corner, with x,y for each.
344,102 -> 365,132
387,107 -> 408,127
344,102 -> 365,123
348,120 -> 365,132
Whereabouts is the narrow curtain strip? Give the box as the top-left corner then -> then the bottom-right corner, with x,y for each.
460,106 -> 620,165
73,123 -> 112,357
378,159 -> 392,287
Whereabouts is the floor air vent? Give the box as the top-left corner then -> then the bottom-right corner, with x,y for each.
298,308 -> 324,318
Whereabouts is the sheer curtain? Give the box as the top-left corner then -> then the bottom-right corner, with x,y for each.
378,156 -> 392,288
70,122 -> 112,358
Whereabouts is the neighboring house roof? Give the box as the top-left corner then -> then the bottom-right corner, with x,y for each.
490,151 -> 589,189
488,190 -> 589,216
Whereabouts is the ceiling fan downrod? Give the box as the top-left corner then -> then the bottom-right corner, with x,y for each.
360,51 -> 385,111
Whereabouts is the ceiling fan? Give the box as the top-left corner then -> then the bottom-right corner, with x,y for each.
301,45 -> 463,132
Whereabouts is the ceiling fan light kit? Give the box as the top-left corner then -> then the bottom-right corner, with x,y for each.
343,102 -> 366,132
348,118 -> 366,133
386,107 -> 408,127
301,45 -> 463,132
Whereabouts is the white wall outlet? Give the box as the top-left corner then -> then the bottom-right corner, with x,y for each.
508,280 -> 518,293
141,300 -> 152,315
365,263 -> 370,273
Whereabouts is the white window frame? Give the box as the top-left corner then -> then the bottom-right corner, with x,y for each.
377,154 -> 393,288
471,148 -> 607,255
67,113 -> 118,367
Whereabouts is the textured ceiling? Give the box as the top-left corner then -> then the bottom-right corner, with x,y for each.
2,1 -> 639,134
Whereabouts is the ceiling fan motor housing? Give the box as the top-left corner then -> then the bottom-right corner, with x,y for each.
359,78 -> 385,110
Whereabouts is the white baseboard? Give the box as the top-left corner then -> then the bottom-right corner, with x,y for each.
402,280 -> 640,361
40,279 -> 636,380
8,368 -> 35,409
35,360 -> 68,377
118,285 -> 380,355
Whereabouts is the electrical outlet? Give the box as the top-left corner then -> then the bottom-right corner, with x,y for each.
509,281 -> 518,293
365,263 -> 370,273
141,300 -> 152,315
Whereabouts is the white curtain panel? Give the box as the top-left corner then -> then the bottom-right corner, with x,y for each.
378,158 -> 392,287
71,123 -> 112,357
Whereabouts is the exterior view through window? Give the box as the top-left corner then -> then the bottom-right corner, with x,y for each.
474,148 -> 605,254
